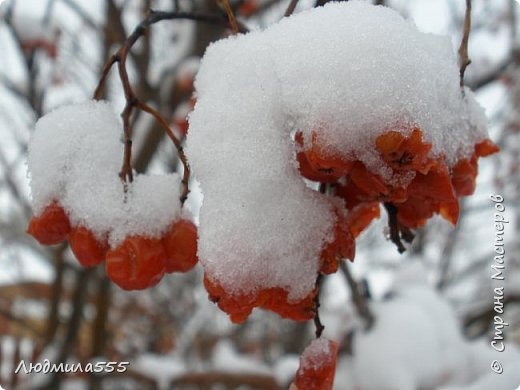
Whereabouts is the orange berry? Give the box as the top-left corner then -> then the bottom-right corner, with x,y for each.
320,212 -> 355,274
348,161 -> 389,198
162,219 -> 198,273
105,236 -> 166,290
376,128 -> 435,174
295,131 -> 349,182
346,202 -> 380,238
27,202 -> 70,245
294,338 -> 339,390
475,139 -> 499,157
306,132 -> 352,180
451,157 -> 477,196
69,226 -> 108,267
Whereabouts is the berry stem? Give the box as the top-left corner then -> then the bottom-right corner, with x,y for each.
313,273 -> 325,338
458,0 -> 472,89
92,8 -> 242,201
383,202 -> 414,253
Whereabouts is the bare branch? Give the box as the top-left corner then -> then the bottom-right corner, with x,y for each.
339,262 -> 374,330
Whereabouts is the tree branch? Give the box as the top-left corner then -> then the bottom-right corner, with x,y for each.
458,0 -> 472,88
339,262 -> 374,330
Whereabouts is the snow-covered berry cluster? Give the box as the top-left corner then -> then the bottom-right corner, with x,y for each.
27,101 -> 198,290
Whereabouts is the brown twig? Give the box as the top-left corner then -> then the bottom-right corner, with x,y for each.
137,101 -> 191,202
217,0 -> 239,34
93,9 -> 243,202
284,0 -> 299,17
313,274 -> 325,338
339,262 -> 374,330
458,0 -> 472,88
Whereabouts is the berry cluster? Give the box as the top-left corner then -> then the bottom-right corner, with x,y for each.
27,202 -> 198,290
199,129 -> 497,323
202,207 -> 356,324
298,128 -> 498,231
293,338 -> 339,390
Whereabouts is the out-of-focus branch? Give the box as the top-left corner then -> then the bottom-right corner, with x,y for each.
437,200 -> 465,290
40,268 -> 94,390
60,0 -> 98,29
464,293 -> 520,338
44,244 -> 67,346
339,262 -> 374,330
172,371 -> 282,389
0,307 -> 45,337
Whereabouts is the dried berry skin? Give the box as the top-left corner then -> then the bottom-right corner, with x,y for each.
69,226 -> 109,267
320,211 -> 355,274
27,202 -> 71,245
162,219 -> 198,273
204,275 -> 317,323
105,236 -> 167,290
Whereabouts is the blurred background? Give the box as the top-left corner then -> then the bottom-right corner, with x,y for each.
0,0 -> 519,389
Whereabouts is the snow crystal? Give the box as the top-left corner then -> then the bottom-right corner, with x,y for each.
187,2 -> 489,301
299,338 -> 334,371
28,100 -> 182,246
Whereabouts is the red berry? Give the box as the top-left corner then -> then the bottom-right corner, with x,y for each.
69,226 -> 109,267
475,139 -> 499,157
27,202 -> 70,245
162,219 -> 198,273
105,236 -> 166,290
294,338 -> 339,390
346,202 -> 380,238
320,211 -> 355,274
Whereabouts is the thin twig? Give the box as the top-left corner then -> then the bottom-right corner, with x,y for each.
137,101 -> 190,202
217,0 -> 239,35
458,0 -> 472,88
313,274 -> 325,338
284,0 -> 299,17
339,262 -> 374,330
93,8 -> 241,202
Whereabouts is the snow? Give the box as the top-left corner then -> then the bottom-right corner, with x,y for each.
299,338 -> 333,371
133,354 -> 186,390
27,100 -> 183,247
187,1 -> 490,304
343,282 -> 469,390
212,340 -> 271,375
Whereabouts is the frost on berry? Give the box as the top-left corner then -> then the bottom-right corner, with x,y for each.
293,338 -> 339,390
187,1 -> 497,321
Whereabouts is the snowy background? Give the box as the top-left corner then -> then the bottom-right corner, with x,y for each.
0,0 -> 519,389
